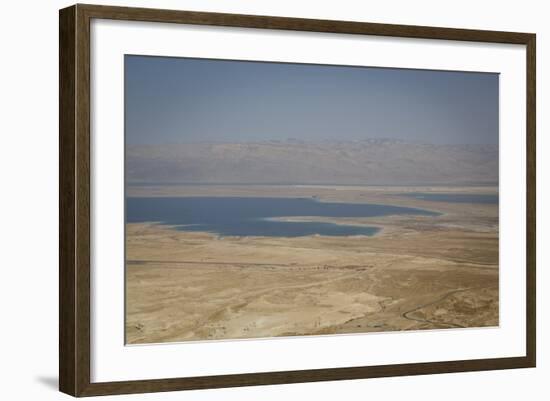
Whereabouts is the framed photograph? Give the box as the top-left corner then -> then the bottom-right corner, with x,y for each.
59,4 -> 536,397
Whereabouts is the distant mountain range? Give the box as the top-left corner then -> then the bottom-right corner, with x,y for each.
126,139 -> 498,186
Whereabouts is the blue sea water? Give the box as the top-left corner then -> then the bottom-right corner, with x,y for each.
126,197 -> 438,237
400,193 -> 498,204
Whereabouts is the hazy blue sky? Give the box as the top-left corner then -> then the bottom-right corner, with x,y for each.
125,55 -> 498,145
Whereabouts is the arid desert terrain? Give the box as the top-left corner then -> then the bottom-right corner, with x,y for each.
125,184 -> 498,344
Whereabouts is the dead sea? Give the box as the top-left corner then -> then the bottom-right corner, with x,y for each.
125,185 -> 498,344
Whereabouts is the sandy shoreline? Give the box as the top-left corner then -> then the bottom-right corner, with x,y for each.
125,185 -> 498,344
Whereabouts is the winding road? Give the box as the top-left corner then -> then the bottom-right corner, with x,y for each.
401,288 -> 474,329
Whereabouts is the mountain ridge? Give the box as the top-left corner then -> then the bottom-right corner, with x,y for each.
126,139 -> 498,186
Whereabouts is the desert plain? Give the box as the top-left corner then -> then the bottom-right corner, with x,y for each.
125,184 -> 498,344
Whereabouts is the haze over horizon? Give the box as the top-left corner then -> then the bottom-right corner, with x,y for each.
125,55 -> 499,146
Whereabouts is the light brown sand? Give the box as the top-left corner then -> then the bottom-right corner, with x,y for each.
125,185 -> 498,344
